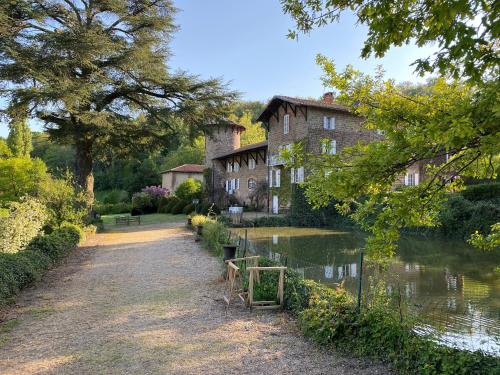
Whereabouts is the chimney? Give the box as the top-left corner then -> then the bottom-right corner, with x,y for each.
322,92 -> 334,104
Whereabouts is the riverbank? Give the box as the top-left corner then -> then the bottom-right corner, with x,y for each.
0,221 -> 390,374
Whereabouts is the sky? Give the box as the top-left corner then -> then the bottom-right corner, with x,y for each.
0,0 -> 435,137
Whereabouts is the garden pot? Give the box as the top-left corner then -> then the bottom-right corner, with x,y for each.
223,244 -> 237,262
196,225 -> 203,236
187,217 -> 192,226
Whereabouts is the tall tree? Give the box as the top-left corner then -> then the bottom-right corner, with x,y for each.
7,108 -> 32,157
229,110 -> 266,146
0,1 -> 236,198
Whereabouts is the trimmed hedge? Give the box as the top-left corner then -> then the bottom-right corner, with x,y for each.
164,197 -> 181,213
0,226 -> 82,307
171,200 -> 189,215
182,203 -> 195,215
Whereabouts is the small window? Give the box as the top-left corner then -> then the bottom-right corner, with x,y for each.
249,158 -> 256,170
404,173 -> 419,186
233,161 -> 240,172
321,139 -> 336,154
248,178 -> 257,190
275,169 -> 281,187
236,178 -> 240,190
323,116 -> 335,130
284,114 -> 290,134
226,162 -> 232,173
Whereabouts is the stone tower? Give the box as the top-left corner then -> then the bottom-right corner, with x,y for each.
204,120 -> 245,168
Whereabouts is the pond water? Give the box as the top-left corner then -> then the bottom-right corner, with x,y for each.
233,227 -> 500,355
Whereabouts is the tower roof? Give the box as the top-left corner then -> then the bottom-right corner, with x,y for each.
205,118 -> 246,131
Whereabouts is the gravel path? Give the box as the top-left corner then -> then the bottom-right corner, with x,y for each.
0,223 -> 391,375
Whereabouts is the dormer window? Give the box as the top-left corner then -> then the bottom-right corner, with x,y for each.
284,114 -> 290,134
249,158 -> 256,170
226,162 -> 233,173
233,161 -> 240,172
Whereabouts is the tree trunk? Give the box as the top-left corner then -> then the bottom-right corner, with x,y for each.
74,141 -> 94,201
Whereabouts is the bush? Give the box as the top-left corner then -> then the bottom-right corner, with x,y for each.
158,196 -> 175,213
175,178 -> 202,201
248,216 -> 291,227
171,200 -> 189,215
0,226 -> 82,307
182,203 -> 195,215
0,198 -> 48,253
164,197 -> 181,213
200,202 -> 221,215
131,192 -> 155,214
95,202 -> 132,215
191,215 -> 213,227
101,189 -> 129,204
462,182 -> 500,201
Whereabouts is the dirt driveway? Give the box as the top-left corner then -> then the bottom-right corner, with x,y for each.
0,222 -> 391,375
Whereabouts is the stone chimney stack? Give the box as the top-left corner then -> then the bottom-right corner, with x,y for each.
322,92 -> 334,104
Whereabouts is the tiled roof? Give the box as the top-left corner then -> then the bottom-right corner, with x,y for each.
205,118 -> 246,131
162,164 -> 205,174
213,140 -> 268,160
257,95 -> 351,122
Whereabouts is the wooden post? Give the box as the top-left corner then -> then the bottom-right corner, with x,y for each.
243,229 -> 248,258
248,269 -> 254,307
357,251 -> 364,312
278,269 -> 284,306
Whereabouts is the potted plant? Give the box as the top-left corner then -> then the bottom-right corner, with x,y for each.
187,215 -> 192,226
196,224 -> 203,236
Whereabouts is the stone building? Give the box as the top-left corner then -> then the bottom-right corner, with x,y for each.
177,93 -> 429,214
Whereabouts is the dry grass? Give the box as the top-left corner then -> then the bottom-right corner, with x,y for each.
0,221 -> 391,375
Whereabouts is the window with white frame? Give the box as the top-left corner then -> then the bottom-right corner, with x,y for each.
269,169 -> 273,187
291,166 -> 304,183
404,173 -> 419,186
321,139 -> 337,155
248,178 -> 257,190
226,162 -> 232,173
249,158 -> 256,170
233,161 -> 240,172
274,169 -> 281,187
230,179 -> 236,191
235,178 -> 240,190
284,114 -> 290,134
225,180 -> 229,192
323,116 -> 335,130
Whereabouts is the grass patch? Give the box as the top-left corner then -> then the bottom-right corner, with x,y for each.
101,213 -> 186,231
28,305 -> 56,318
0,318 -> 21,346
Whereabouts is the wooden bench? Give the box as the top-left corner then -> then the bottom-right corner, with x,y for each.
115,215 -> 141,226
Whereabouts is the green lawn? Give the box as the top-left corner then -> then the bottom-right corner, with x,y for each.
101,213 -> 186,230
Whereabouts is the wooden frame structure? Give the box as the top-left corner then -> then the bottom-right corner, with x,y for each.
247,266 -> 286,310
222,255 -> 286,311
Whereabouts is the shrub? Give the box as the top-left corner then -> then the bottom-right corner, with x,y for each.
0,198 -> 48,253
131,192 -> 155,214
171,200 -> 188,215
200,202 -> 221,215
462,182 -> 500,202
182,203 -> 195,214
164,197 -> 181,213
191,215 -> 213,227
249,216 -> 291,227
95,202 -> 132,215
0,226 -> 82,307
175,178 -> 202,201
101,189 -> 129,204
158,196 -> 175,213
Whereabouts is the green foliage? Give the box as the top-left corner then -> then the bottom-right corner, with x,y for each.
201,221 -> 230,256
161,137 -> 205,171
0,139 -> 13,158
462,183 -> 500,202
94,202 -> 132,215
469,223 -> 500,251
245,216 -> 291,227
95,190 -> 129,205
0,198 -> 48,254
281,0 -> 498,82
0,157 -> 48,203
199,202 -> 221,216
0,226 -> 82,307
131,192 -> 154,214
36,174 -> 91,228
164,197 -> 181,213
182,203 -> 195,215
438,195 -> 500,240
7,114 -> 32,158
191,215 -> 212,227
171,200 -> 189,215
175,178 -> 202,201
158,196 -> 177,213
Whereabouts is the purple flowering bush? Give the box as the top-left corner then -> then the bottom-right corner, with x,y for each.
131,186 -> 170,214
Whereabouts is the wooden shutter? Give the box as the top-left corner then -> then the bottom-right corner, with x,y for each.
414,173 -> 419,186
290,167 -> 295,183
404,174 -> 409,186
331,140 -> 337,154
298,167 -> 304,182
275,169 -> 281,187
323,116 -> 329,129
269,169 -> 273,187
